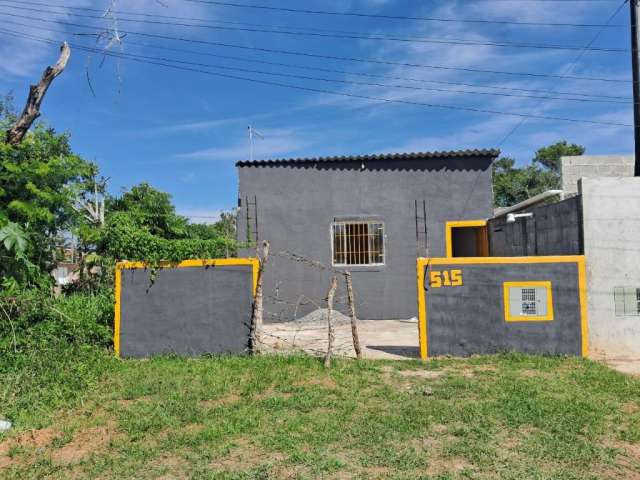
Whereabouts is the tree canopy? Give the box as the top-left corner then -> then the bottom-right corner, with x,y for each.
493,140 -> 585,208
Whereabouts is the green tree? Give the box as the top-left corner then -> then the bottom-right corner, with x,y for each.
107,182 -> 188,239
533,140 -> 585,172
0,117 -> 96,278
493,141 -> 585,208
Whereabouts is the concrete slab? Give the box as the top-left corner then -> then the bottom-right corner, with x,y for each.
261,318 -> 419,360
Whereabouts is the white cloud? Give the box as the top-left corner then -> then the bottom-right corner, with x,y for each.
173,126 -> 315,161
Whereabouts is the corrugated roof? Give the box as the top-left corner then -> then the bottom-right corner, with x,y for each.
236,148 -> 500,167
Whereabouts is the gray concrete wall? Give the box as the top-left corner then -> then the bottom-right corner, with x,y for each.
119,265 -> 254,358
423,262 -> 584,357
238,156 -> 494,321
562,155 -> 634,196
580,177 -> 640,357
488,196 -> 582,257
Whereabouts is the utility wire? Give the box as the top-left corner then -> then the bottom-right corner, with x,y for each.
2,17 -> 627,102
184,0 -> 625,27
0,3 -> 628,52
0,26 -> 628,105
0,0 -> 626,28
0,11 -> 630,84
498,0 -> 629,147
0,29 -> 632,128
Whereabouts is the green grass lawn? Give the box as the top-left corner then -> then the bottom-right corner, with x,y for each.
1,353 -> 639,479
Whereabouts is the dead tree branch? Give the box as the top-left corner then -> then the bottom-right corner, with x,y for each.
6,42 -> 71,145
324,275 -> 338,369
344,271 -> 362,359
250,240 -> 270,354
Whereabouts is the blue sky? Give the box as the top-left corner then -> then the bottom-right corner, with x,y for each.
0,0 -> 633,221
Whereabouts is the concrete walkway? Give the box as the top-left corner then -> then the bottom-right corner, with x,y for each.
262,317 -> 640,376
261,318 -> 420,360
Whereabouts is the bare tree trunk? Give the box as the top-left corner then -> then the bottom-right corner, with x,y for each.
324,275 -> 338,369
250,240 -> 269,354
6,42 -> 71,145
344,271 -> 362,359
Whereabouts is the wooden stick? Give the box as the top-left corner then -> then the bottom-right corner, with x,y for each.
323,275 -> 338,369
250,240 -> 269,354
344,272 -> 362,359
6,42 -> 71,145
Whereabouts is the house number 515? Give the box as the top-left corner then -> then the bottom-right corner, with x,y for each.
429,270 -> 463,288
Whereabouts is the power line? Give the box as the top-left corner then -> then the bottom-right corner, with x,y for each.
498,0 -> 629,147
184,0 -> 625,27
2,17 -> 627,102
0,3 -> 628,52
0,11 -> 630,84
0,0 -> 625,35
0,29 -> 632,128
0,0 -> 626,28
0,25 -> 628,105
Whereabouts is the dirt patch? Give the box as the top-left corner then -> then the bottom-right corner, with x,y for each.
296,376 -> 337,389
50,423 -> 120,465
118,396 -> 152,407
426,455 -> 472,476
621,402 -> 639,414
381,365 -> 443,380
199,393 -> 241,409
0,427 -> 60,468
210,438 -> 285,472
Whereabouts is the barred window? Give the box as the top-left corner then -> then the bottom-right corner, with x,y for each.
332,221 -> 384,266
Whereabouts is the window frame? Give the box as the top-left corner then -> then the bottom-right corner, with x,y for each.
330,220 -> 386,267
503,281 -> 554,322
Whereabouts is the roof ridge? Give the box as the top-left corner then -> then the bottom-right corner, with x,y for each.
236,148 -> 500,166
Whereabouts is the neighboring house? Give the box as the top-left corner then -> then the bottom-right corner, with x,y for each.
51,245 -> 79,286
237,149 -> 500,321
561,154 -> 635,196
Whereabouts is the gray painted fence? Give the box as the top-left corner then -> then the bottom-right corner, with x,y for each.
115,261 -> 256,358
419,258 -> 586,358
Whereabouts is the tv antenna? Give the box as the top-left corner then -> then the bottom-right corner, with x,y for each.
247,125 -> 264,161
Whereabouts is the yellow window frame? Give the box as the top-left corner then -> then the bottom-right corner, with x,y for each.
503,281 -> 554,322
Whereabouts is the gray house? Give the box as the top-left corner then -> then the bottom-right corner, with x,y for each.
237,149 -> 500,321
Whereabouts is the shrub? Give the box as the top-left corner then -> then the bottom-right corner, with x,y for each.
0,288 -> 114,426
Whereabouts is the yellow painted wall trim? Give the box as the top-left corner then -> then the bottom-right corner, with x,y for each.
503,281 -> 554,322
445,220 -> 488,258
416,255 -> 588,360
113,257 -> 260,358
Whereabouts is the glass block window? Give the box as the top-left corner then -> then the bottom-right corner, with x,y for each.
503,281 -> 554,322
614,287 -> 640,316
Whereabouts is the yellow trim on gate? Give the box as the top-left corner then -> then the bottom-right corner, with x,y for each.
577,257 -> 589,357
416,258 -> 428,360
114,266 -> 122,358
113,257 -> 260,358
503,281 -> 554,322
416,255 -> 589,360
445,220 -> 488,258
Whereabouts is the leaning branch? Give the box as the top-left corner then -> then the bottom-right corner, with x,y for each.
6,42 -> 71,145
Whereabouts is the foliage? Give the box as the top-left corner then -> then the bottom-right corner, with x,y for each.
107,182 -> 188,239
533,140 -> 585,172
0,222 -> 44,290
493,141 -> 585,208
0,120 -> 97,280
1,354 -> 639,478
98,211 -> 235,263
0,287 -> 114,424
